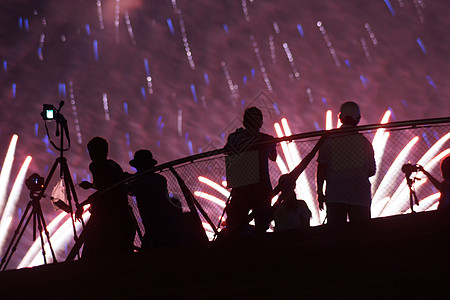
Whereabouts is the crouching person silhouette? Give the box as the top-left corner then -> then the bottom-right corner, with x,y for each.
273,182 -> 312,231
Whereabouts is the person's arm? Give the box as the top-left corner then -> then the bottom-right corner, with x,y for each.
123,172 -> 136,195
75,192 -> 97,220
366,140 -> 376,177
316,163 -> 327,210
273,136 -> 327,195
79,181 -> 94,190
79,162 -> 98,190
269,145 -> 277,162
417,165 -> 442,190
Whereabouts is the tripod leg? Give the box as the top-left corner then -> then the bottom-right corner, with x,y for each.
36,202 -> 58,264
60,157 -> 82,259
36,214 -> 47,265
0,201 -> 35,271
60,158 -> 81,208
32,206 -> 37,240
36,158 -> 60,201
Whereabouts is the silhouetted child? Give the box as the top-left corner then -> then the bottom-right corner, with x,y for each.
273,189 -> 311,231
127,149 -> 181,249
418,155 -> 450,212
76,137 -> 135,258
270,136 -> 326,230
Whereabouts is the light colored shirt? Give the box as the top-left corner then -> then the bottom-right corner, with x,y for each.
317,129 -> 376,207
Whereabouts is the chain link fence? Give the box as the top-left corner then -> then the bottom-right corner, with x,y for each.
127,118 -> 450,242
3,118 -> 448,269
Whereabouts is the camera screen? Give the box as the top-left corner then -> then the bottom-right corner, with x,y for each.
45,109 -> 54,120
41,104 -> 55,120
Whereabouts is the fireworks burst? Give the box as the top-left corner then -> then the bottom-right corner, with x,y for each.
0,113 -> 448,269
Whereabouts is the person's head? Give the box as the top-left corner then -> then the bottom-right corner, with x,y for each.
243,106 -> 263,131
282,190 -> 298,210
87,137 -> 108,161
129,149 -> 158,171
441,155 -> 450,180
339,101 -> 361,126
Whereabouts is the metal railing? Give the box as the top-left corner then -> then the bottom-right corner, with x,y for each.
5,117 -> 448,268
120,117 -> 450,242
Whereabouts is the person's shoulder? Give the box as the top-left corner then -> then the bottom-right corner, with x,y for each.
442,180 -> 450,191
227,127 -> 245,139
359,134 -> 374,148
89,160 -> 106,171
107,159 -> 124,171
259,132 -> 275,140
146,172 -> 167,183
107,159 -> 120,167
225,128 -> 245,147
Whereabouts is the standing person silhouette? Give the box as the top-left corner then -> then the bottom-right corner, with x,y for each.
127,149 -> 180,249
76,137 -> 135,258
223,107 -> 277,238
316,102 -> 376,225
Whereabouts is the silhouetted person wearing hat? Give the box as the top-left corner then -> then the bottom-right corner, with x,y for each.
127,149 -> 180,249
76,137 -> 135,258
317,102 -> 376,225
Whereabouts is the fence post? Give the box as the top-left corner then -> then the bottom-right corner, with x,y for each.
169,166 -> 218,241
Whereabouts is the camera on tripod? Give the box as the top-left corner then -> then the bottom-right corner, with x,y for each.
41,104 -> 57,121
25,173 -> 44,195
0,102 -> 79,270
401,163 -> 420,175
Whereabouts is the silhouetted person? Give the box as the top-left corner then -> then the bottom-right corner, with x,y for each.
127,149 -> 180,249
317,102 -> 376,225
222,107 -> 277,237
76,137 -> 135,258
418,155 -> 450,212
273,187 -> 311,231
269,136 -> 326,230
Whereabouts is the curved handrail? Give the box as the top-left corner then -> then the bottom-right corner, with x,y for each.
79,116 -> 450,205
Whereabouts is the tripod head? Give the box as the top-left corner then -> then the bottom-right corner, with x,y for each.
41,101 -> 64,122
401,163 -> 420,210
402,163 -> 420,178
402,163 -> 421,188
25,173 -> 45,200
41,101 -> 71,153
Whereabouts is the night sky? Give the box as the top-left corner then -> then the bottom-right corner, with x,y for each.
1,0 -> 449,177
